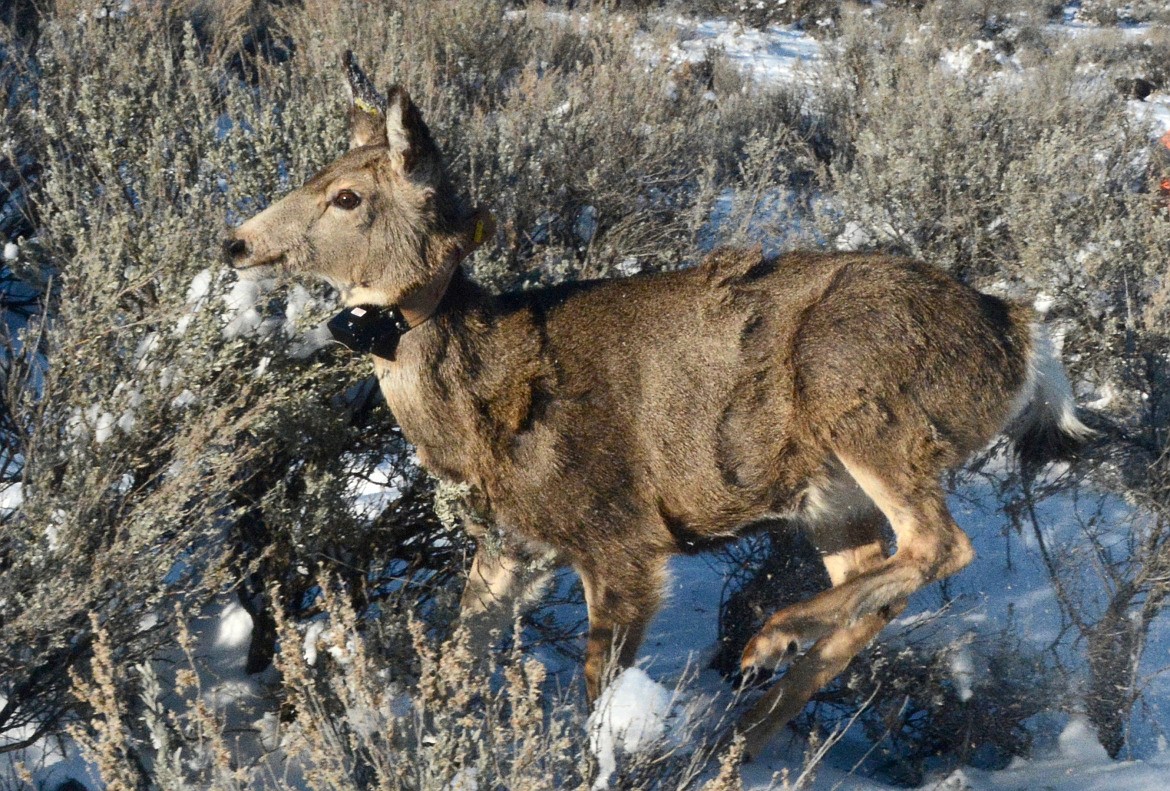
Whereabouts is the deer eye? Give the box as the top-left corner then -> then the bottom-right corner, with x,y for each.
332,189 -> 362,210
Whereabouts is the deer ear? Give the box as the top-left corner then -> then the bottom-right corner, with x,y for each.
384,86 -> 440,174
343,50 -> 388,149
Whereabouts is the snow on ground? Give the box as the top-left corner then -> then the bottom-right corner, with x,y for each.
0,725 -> 92,791
736,719 -> 1170,791
1130,95 -> 1170,137
0,597 -> 272,790
530,462 -> 1170,789
660,11 -> 1170,145
664,17 -> 822,85
344,454 -> 405,520
1046,17 -> 1170,138
0,481 -> 21,518
609,473 -> 1170,791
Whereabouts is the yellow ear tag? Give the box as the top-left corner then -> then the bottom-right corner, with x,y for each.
473,220 -> 486,245
354,97 -> 380,117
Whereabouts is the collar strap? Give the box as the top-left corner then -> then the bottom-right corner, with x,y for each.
329,209 -> 494,359
395,251 -> 462,329
395,208 -> 494,329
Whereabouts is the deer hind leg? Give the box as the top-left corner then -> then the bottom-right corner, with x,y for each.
580,559 -> 666,704
738,600 -> 906,760
741,505 -> 890,669
742,456 -> 972,674
738,510 -> 907,758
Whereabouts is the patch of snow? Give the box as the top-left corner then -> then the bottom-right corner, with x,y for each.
1130,94 -> 1170,137
0,709 -> 94,791
223,276 -> 281,340
702,185 -> 807,254
1033,292 -> 1057,314
940,39 -> 996,74
328,634 -> 355,666
186,268 -> 213,304
92,408 -> 115,444
949,642 -> 976,703
176,269 -> 216,335
133,332 -> 160,370
283,285 -> 328,348
666,18 -> 822,87
138,612 -> 159,633
836,220 -> 874,251
3,242 -> 17,261
615,257 -> 642,276
588,667 -> 674,789
214,601 -> 254,650
1059,716 -> 1111,763
346,455 -> 405,521
0,481 -> 22,518
303,620 -> 326,667
447,767 -> 478,791
256,711 -> 281,752
116,409 -> 136,434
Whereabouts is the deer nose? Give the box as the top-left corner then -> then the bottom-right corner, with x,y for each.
223,236 -> 250,263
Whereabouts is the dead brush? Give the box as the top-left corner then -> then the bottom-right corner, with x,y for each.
270,576 -> 590,791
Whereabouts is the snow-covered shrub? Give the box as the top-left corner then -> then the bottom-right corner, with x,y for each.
69,575 -> 746,790
0,2 -> 459,773
1067,23 -> 1170,97
816,627 -> 1060,784
817,2 -> 1170,405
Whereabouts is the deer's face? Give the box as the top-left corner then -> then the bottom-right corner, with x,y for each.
226,56 -> 474,307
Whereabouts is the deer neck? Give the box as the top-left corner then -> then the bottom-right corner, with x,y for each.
371,269 -> 540,492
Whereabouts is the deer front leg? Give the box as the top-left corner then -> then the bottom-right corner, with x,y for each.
579,561 -> 666,704
459,531 -> 563,651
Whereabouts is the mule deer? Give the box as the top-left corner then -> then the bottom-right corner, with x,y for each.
226,54 -> 1092,759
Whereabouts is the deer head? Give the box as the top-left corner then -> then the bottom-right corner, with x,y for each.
225,52 -> 491,319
